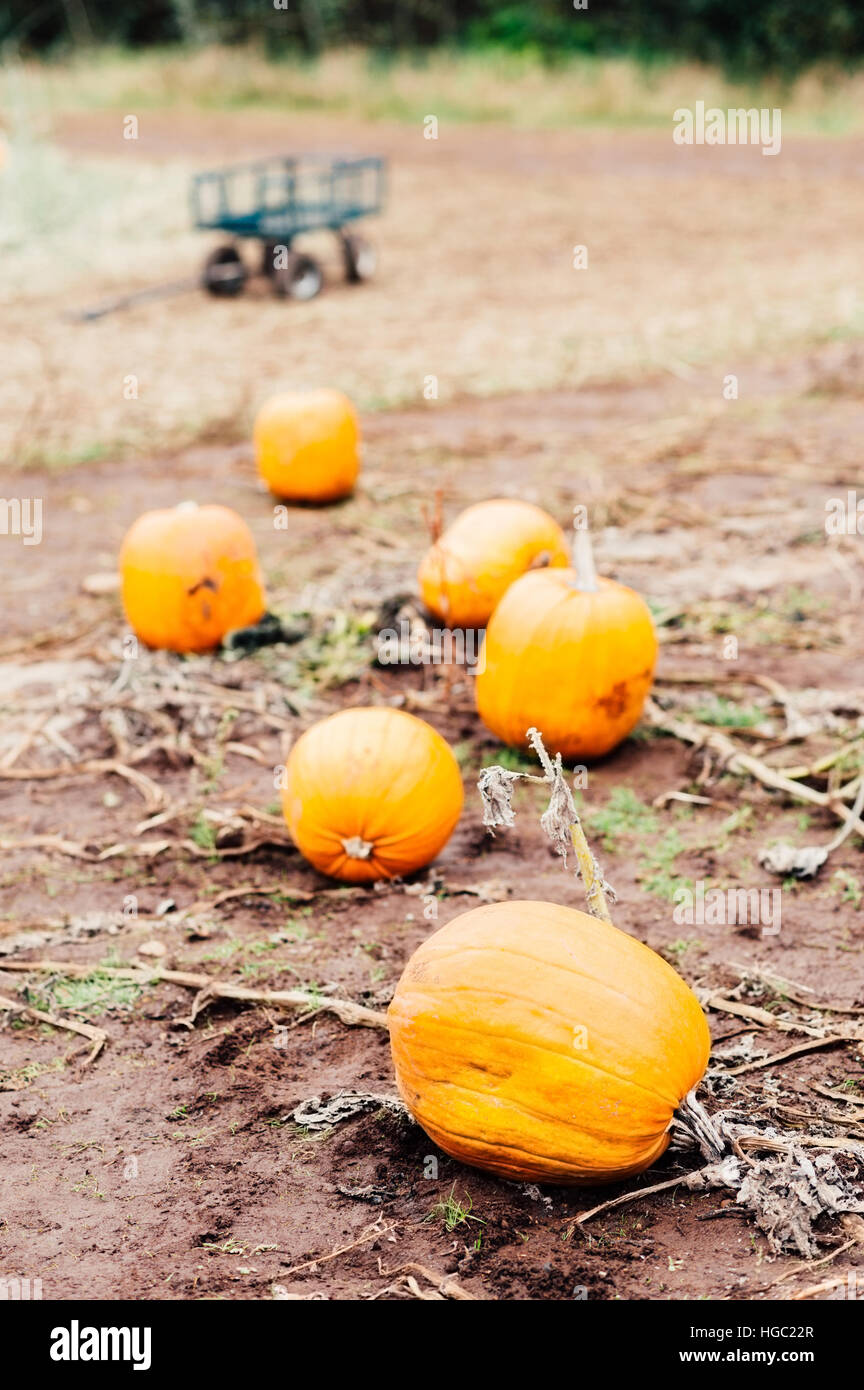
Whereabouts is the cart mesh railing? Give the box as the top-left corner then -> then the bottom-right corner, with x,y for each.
190,155 -> 386,241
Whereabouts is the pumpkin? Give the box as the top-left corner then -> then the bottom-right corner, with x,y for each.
281,707 -> 464,883
119,502 -> 266,653
254,389 -> 359,502
389,899 -> 711,1185
475,528 -> 657,758
418,499 -> 569,628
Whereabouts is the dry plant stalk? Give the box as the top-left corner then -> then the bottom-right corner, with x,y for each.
477,726 -> 614,922
278,1215 -> 396,1279
372,1261 -> 478,1301
0,959 -> 388,1032
475,722 -> 864,1247
758,774 -> 864,879
645,698 -> 864,842
0,992 -> 107,1063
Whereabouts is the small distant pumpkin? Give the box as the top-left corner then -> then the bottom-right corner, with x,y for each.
281,707 -> 463,883
119,502 -> 266,653
389,899 -> 711,1185
475,528 -> 657,759
254,389 -> 359,502
418,499 -> 569,628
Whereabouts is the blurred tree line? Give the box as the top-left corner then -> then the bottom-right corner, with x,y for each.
4,0 -> 864,76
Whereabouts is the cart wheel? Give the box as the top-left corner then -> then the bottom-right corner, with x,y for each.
272,252 -> 323,301
341,232 -> 377,283
202,245 -> 247,297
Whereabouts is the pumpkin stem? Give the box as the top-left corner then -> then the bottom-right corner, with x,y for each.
572,522 -> 599,593
528,728 -> 613,922
478,730 -> 616,922
670,1090 -> 727,1162
341,835 -> 374,860
566,808 -> 612,923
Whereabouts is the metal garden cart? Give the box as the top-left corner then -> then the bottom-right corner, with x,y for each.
190,154 -> 387,301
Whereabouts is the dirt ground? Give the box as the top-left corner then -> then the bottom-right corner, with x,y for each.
3,108 -> 864,464
2,106 -> 864,1303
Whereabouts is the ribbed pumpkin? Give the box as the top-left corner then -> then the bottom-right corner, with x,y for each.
418,499 -> 569,628
281,707 -> 464,883
119,502 -> 266,653
254,389 -> 359,502
475,548 -> 657,759
389,899 -> 711,1185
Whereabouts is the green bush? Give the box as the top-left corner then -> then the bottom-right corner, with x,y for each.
4,0 -> 864,76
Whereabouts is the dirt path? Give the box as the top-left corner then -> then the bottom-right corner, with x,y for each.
5,109 -> 864,466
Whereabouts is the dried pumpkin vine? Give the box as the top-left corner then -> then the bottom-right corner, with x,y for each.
478,726 -> 726,1162
480,729 -> 864,1257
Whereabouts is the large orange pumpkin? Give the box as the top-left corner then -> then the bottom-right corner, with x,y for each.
281,707 -> 464,883
254,389 -> 359,502
475,565 -> 657,759
119,502 -> 266,653
389,899 -> 711,1185
418,499 -> 569,628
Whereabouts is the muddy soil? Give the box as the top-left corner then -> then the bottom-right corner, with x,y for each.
3,343 -> 864,1300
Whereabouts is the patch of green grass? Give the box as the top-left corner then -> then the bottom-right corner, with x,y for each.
711,805 -> 754,854
238,962 -> 267,979
638,829 -> 693,902
279,918 -> 312,944
450,740 -> 474,767
198,939 -> 242,963
833,869 -> 863,908
297,611 -> 376,690
426,1183 -> 485,1235
21,47 -> 864,137
779,586 -> 830,621
201,1237 -> 246,1255
481,746 -> 537,773
71,1173 -> 105,1199
298,981 -> 325,1010
201,751 -> 225,791
663,937 -> 703,962
0,1056 -> 66,1089
25,970 -> 141,1020
197,937 -> 304,982
627,722 -> 666,744
189,813 -> 217,853
674,590 -> 841,652
690,696 -> 764,728
24,441 -> 117,471
586,787 -> 657,850
245,939 -> 282,957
